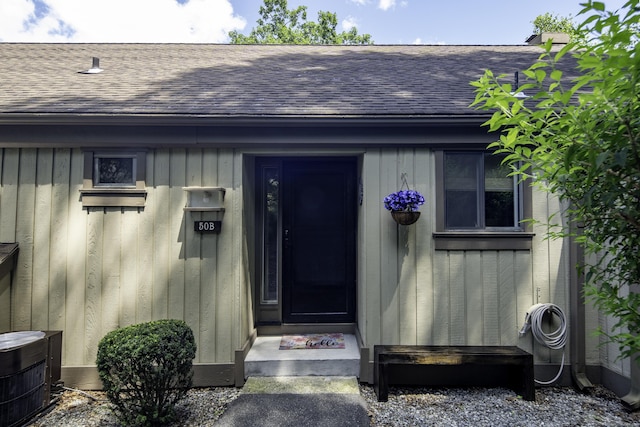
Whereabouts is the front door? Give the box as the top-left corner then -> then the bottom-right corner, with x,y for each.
255,157 -> 357,324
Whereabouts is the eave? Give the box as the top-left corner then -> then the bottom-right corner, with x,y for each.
0,113 -> 498,149
0,113 -> 492,127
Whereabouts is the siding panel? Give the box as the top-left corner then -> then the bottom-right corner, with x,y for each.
362,149 -> 382,347
152,149 -> 171,320
32,149 -> 52,330
50,148 -> 70,333
482,252 -> 500,345
432,251 -> 450,345
215,149 -> 234,361
0,148 -> 19,242
14,149 -> 36,330
465,251 -> 483,345
185,149 -> 203,360
398,149 -> 417,345
136,152 -> 154,323
415,150 -> 433,345
199,149 -> 218,362
85,208 -> 103,363
168,151 -> 186,320
379,150 -> 399,344
65,149 -> 86,365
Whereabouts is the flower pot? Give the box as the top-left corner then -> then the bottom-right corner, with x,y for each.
391,211 -> 421,225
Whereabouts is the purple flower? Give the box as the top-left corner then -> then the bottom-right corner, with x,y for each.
383,189 -> 425,211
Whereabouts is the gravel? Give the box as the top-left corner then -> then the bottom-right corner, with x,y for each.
26,384 -> 640,426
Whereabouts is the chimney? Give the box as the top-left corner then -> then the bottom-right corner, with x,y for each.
525,32 -> 570,45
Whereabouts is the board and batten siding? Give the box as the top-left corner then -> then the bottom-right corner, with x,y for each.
0,147 -> 251,387
359,148 -> 570,368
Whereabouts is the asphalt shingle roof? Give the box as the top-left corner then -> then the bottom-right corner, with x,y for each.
0,43 -> 562,117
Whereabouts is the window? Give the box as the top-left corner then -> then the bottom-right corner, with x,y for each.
444,152 -> 520,230
434,150 -> 533,250
80,150 -> 147,207
93,154 -> 137,187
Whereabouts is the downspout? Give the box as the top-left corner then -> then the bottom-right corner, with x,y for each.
569,223 -> 594,390
621,285 -> 640,410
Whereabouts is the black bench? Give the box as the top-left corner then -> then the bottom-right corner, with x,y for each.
374,345 -> 534,402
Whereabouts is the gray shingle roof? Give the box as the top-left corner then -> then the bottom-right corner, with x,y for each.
0,43 -> 563,117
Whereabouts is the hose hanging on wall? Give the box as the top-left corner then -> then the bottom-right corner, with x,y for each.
519,303 -> 567,385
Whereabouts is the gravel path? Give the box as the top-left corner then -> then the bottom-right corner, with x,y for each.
27,384 -> 640,426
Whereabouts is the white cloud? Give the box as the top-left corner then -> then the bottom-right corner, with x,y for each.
349,0 -> 368,5
378,0 -> 396,11
342,16 -> 358,32
0,0 -> 246,43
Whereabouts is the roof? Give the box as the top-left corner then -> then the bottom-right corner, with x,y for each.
0,43 -> 566,119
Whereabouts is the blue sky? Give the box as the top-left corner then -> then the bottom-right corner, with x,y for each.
0,0 -> 628,44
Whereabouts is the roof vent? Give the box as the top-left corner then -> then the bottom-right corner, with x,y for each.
511,71 -> 529,98
79,57 -> 103,74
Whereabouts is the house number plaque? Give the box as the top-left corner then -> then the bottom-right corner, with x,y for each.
194,221 -> 222,234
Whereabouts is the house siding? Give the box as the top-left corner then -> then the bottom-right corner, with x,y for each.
2,145 -> 575,386
0,147 -> 251,387
358,148 -> 569,372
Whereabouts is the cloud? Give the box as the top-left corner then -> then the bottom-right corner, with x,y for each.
342,16 -> 358,32
349,0 -> 368,5
0,0 -> 246,43
378,0 -> 395,11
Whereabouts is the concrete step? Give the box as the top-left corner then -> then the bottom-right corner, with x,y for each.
244,334 -> 360,378
242,376 -> 360,394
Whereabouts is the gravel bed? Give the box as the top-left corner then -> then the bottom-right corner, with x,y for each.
26,384 -> 640,426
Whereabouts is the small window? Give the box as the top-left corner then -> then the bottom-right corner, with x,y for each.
434,150 -> 533,250
444,152 -> 520,230
81,150 -> 147,208
94,154 -> 137,187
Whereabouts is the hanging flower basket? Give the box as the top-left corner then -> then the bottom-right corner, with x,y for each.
383,189 -> 425,226
391,210 -> 421,225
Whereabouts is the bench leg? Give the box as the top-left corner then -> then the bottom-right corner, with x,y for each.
521,361 -> 535,401
511,362 -> 535,401
375,362 -> 389,402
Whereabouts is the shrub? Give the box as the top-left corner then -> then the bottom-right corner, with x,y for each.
96,319 -> 197,426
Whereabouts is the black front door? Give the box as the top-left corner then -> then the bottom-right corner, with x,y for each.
282,158 -> 356,323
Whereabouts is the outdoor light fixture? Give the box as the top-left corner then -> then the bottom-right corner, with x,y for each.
183,187 -> 226,211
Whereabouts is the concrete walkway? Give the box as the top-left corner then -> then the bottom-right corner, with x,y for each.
214,376 -> 371,427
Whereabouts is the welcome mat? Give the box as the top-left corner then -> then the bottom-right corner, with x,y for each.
279,333 -> 345,350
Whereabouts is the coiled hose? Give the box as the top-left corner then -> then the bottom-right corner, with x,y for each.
519,303 -> 567,385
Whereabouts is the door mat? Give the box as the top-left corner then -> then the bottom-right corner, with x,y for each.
279,333 -> 345,350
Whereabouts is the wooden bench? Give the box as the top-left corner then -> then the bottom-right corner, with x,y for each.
374,345 -> 534,402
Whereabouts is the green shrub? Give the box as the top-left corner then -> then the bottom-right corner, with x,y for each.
96,319 -> 197,426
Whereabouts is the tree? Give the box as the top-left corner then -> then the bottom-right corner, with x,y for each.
532,12 -> 576,34
471,1 -> 640,361
228,0 -> 373,45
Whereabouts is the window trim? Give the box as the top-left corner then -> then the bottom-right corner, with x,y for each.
434,150 -> 533,250
80,150 -> 147,207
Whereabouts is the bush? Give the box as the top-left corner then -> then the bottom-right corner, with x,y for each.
96,319 -> 197,426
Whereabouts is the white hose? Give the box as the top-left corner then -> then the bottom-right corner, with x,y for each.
520,303 -> 567,385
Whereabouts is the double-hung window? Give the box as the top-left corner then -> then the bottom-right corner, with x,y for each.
434,150 -> 532,250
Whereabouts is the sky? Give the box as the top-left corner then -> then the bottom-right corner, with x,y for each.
0,0 -> 629,45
